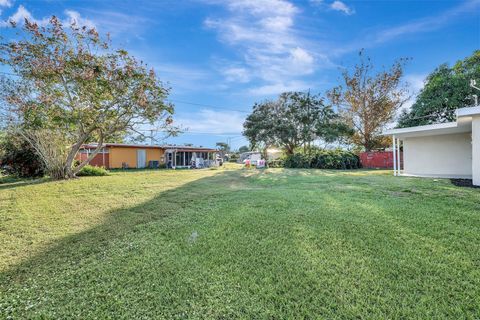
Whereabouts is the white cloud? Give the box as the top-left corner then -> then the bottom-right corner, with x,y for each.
0,5 -> 49,27
204,0 -> 325,95
401,74 -> 427,111
150,62 -> 217,94
81,10 -> 152,38
0,5 -> 95,29
330,1 -> 354,15
64,10 -> 95,29
374,0 -> 479,43
249,80 -> 312,95
222,0 -> 298,16
175,109 -> 245,134
0,6 -> 148,37
0,0 -> 12,8
222,67 -> 251,83
329,0 -> 479,56
290,47 -> 314,71
405,74 -> 426,94
260,15 -> 293,31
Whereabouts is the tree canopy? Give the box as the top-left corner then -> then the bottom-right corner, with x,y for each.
243,91 -> 351,155
328,51 -> 409,151
238,145 -> 249,153
397,50 -> 480,128
0,17 -> 174,178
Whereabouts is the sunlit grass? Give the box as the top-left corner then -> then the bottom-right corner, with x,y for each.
1,168 -> 479,318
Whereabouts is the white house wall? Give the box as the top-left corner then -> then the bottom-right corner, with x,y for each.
403,133 -> 472,178
472,116 -> 480,186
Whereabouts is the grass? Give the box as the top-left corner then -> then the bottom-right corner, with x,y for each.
0,167 -> 479,318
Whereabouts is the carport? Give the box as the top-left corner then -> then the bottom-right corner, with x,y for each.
384,106 -> 480,186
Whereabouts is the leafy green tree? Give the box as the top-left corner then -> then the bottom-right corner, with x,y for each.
243,92 -> 350,155
0,17 -> 174,179
328,51 -> 409,151
397,50 -> 480,128
238,145 -> 249,153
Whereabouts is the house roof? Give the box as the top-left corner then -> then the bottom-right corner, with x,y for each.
81,143 -> 216,152
457,106 -> 480,117
163,145 -> 217,152
383,106 -> 479,138
240,151 -> 261,155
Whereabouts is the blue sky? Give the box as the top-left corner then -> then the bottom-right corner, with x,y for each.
1,0 -> 479,149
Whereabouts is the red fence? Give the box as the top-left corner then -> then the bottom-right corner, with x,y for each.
359,151 -> 402,169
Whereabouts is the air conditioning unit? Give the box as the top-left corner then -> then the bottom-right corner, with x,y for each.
148,160 -> 159,169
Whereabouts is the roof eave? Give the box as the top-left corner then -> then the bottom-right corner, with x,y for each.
383,122 -> 458,136
457,106 -> 480,118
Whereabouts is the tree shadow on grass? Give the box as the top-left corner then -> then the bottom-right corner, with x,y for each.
0,170 -> 247,318
0,175 -> 51,191
2,169 -> 478,318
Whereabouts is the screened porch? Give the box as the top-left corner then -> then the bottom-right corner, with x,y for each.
165,149 -> 216,168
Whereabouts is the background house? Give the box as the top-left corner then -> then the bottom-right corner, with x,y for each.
78,143 -> 217,169
239,149 -> 282,164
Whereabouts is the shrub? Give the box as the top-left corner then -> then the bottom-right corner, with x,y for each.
283,150 -> 360,169
229,153 -> 239,162
0,131 -> 45,177
267,159 -> 284,168
283,153 -> 311,168
76,165 -> 109,177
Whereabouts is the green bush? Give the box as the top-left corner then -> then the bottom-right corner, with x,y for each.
0,131 -> 45,177
267,159 -> 284,168
76,165 -> 109,177
283,153 -> 311,168
229,153 -> 239,163
283,150 -> 360,169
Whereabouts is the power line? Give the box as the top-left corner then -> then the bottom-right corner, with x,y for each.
167,99 -> 250,114
0,70 -> 467,124
397,108 -> 455,122
0,71 -> 18,77
0,71 -> 252,115
135,129 -> 243,136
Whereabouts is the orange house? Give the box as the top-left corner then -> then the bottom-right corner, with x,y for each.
77,143 -> 217,169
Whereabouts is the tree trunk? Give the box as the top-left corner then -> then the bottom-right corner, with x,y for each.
285,144 -> 295,155
64,131 -> 90,176
68,133 -> 104,177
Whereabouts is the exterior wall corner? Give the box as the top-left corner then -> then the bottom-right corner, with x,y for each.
472,116 -> 480,186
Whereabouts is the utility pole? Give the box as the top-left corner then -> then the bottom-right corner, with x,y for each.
147,128 -> 161,145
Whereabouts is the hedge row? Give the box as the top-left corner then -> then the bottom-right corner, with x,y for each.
76,165 -> 109,176
282,150 -> 361,169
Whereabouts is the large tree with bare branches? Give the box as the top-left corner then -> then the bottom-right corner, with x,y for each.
0,17 -> 174,179
328,51 -> 409,151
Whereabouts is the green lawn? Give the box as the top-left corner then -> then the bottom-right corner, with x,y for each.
1,167 -> 479,318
